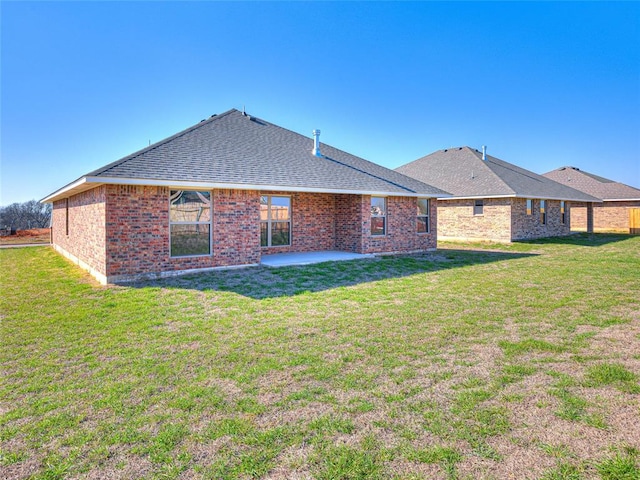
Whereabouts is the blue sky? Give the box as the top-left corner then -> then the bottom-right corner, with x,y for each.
2,1 -> 639,205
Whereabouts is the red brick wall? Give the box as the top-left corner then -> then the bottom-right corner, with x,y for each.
52,186 -> 437,283
213,189 -> 261,266
105,186 -> 261,278
51,186 -> 107,278
570,201 -> 640,232
511,198 -> 571,240
260,192 -> 336,255
361,196 -> 437,253
105,185 -> 168,277
335,194 -> 365,253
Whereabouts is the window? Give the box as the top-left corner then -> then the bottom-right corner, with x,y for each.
170,190 -> 211,257
371,197 -> 386,236
540,200 -> 546,225
526,199 -> 533,216
474,199 -> 484,216
560,201 -> 566,224
260,195 -> 291,247
417,198 -> 430,233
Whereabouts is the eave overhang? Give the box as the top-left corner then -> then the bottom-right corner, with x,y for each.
41,176 -> 450,203
436,193 -> 599,202
601,197 -> 640,202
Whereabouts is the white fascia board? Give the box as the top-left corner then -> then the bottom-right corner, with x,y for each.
602,198 -> 640,202
532,195 -> 601,202
43,176 -> 447,201
40,177 -> 89,203
436,194 -> 599,202
437,194 -> 516,201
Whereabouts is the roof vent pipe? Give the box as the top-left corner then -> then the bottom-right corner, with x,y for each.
312,129 -> 322,157
482,145 -> 487,161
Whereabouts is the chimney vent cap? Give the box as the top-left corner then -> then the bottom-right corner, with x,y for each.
312,129 -> 322,157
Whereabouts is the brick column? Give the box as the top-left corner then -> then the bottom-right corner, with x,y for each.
586,202 -> 594,233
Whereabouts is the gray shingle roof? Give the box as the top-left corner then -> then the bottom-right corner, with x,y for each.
542,167 -> 640,201
395,147 -> 599,202
43,109 -> 448,202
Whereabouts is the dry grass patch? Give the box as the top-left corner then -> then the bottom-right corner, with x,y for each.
1,234 -> 639,479
0,228 -> 50,245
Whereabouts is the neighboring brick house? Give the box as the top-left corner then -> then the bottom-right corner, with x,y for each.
41,109 -> 448,284
543,167 -> 640,233
396,147 -> 598,243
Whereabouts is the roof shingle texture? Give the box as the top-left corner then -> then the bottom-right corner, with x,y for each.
542,167 -> 640,201
86,109 -> 447,196
395,147 -> 599,202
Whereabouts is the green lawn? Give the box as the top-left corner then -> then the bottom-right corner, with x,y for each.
1,234 -> 639,479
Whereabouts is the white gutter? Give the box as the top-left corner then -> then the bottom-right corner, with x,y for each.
437,194 -> 599,202
40,177 -> 89,203
41,176 -> 451,203
602,198 -> 640,202
437,194 -> 516,200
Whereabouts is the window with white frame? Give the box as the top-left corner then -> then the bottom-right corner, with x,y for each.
526,199 -> 533,216
540,200 -> 546,225
371,197 -> 386,236
260,195 -> 291,247
474,199 -> 484,216
169,190 -> 211,257
417,198 -> 429,233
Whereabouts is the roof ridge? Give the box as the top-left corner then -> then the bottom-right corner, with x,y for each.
321,154 -> 417,193
243,112 -> 435,194
465,147 -> 517,195
548,166 -> 636,188
88,109 -> 238,177
481,151 -> 601,199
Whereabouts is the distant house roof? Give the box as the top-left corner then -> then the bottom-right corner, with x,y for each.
542,167 -> 640,201
395,146 -> 599,202
42,109 -> 448,203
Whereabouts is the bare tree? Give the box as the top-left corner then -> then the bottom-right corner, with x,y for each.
0,200 -> 52,230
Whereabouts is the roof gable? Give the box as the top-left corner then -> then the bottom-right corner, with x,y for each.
43,109 -> 448,202
542,167 -> 640,201
396,147 -> 599,202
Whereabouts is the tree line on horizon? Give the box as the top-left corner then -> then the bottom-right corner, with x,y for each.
0,200 -> 52,231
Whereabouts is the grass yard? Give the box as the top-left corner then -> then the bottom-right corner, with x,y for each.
1,234 -> 639,479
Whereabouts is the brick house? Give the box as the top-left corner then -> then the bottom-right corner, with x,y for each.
396,147 -> 598,243
41,109 -> 448,284
543,167 -> 640,233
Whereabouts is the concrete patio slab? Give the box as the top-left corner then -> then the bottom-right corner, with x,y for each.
261,250 -> 374,268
